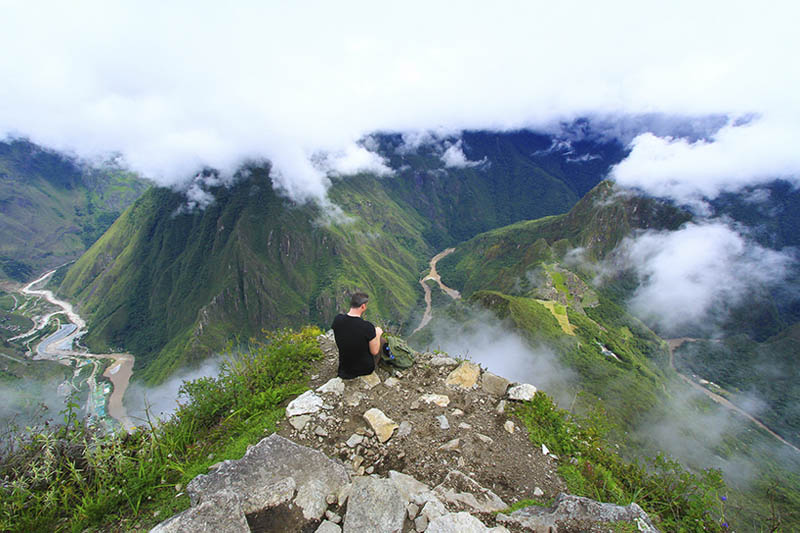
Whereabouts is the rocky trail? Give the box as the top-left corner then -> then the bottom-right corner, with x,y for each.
412,248 -> 461,334
151,333 -> 659,533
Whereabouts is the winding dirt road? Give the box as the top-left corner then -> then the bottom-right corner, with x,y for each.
412,248 -> 461,334
667,338 -> 800,454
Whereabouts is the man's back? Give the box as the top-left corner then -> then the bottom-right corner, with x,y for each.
332,313 -> 377,379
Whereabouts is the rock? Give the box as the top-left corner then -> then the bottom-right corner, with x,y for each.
363,408 -> 399,443
360,372 -> 381,389
430,356 -> 458,366
427,512 -> 511,533
541,444 -> 549,456
344,391 -> 366,407
495,400 -> 506,414
533,487 -> 544,497
414,515 -> 429,532
286,390 -> 324,417
458,422 -> 472,430
437,414 -> 450,430
326,493 -> 337,505
438,438 -> 460,451
150,490 -> 248,533
315,520 -> 342,533
338,483 -> 352,507
497,493 -> 660,532
325,510 -> 342,523
346,434 -> 364,448
397,421 -> 413,438
476,433 -> 494,444
508,383 -> 537,401
504,420 -> 515,434
187,434 -> 349,520
451,408 -> 464,416
433,470 -> 507,513
343,477 -> 406,533
384,377 -> 400,388
422,499 -> 448,521
407,502 -> 420,519
388,470 -> 437,506
317,377 -> 345,396
481,372 -> 511,397
418,393 -> 450,407
445,362 -> 481,389
314,425 -> 329,437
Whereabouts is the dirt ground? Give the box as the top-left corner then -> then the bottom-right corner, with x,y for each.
274,333 -> 567,528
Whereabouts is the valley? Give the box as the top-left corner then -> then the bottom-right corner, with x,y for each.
10,269 -> 134,430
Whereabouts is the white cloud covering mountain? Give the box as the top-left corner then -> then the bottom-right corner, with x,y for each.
1,1 -> 798,204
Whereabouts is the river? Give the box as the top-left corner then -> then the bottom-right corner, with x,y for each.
16,270 -> 135,431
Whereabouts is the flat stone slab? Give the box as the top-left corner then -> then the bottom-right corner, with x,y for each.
497,493 -> 660,532
508,383 -> 537,401
445,362 -> 481,389
286,390 -> 324,416
187,434 -> 349,520
434,470 -> 507,513
343,477 -> 406,533
427,512 -> 511,533
317,377 -> 345,396
360,372 -> 381,389
150,490 -> 249,533
430,356 -> 458,366
363,407 -> 398,443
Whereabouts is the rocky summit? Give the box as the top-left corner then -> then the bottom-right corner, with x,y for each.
151,333 -> 659,532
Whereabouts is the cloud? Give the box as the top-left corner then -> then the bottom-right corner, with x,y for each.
1,1 -> 799,204
440,140 -> 487,168
616,222 -> 795,334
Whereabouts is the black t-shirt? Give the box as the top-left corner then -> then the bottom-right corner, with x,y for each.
332,313 -> 377,379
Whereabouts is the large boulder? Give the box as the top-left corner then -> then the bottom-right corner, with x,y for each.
497,493 -> 660,532
343,477 -> 406,533
150,490 -> 249,533
187,434 -> 349,521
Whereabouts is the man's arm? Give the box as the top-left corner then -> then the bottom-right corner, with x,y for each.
369,326 -> 384,356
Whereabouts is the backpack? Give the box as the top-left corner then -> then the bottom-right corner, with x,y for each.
381,334 -> 416,369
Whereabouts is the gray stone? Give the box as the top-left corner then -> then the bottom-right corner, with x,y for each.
458,422 -> 472,430
414,514 -> 429,532
504,420 -> 515,434
314,425 -> 329,437
397,421 -> 413,438
187,434 -> 349,520
360,372 -> 381,389
343,477 -> 406,533
476,433 -> 494,444
481,372 -> 511,397
437,414 -> 450,430
496,493 -> 660,532
344,391 -> 366,407
541,444 -> 549,456
315,520 -> 342,533
286,390 -> 324,416
427,512 -> 509,533
495,400 -> 506,414
326,510 -> 342,523
388,470 -> 436,506
422,499 -> 448,521
346,434 -> 364,448
430,356 -> 458,366
289,415 -> 312,431
533,487 -> 544,497
317,377 -> 345,396
384,377 -> 400,388
433,470 -> 507,513
150,490 -> 248,533
508,383 -> 537,401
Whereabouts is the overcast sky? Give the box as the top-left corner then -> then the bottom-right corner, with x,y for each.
1,1 -> 798,204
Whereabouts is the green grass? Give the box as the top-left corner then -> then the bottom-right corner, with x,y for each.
515,392 -> 728,532
0,327 -> 323,532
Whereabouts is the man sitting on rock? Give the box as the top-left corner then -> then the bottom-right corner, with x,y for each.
332,292 -> 384,379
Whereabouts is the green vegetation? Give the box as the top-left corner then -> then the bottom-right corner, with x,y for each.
0,139 -> 149,282
515,392 -> 729,532
0,327 -> 323,532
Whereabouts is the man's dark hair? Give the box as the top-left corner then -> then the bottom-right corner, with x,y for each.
350,292 -> 369,308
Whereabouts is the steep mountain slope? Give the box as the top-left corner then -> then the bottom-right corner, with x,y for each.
0,139 -> 150,281
60,130 -> 624,383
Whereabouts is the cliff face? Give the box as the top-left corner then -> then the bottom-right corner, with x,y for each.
151,334 -> 659,533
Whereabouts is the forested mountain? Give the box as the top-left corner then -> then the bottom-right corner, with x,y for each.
0,139 -> 150,281
58,131 -> 626,383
